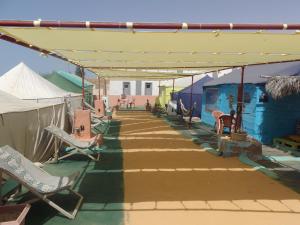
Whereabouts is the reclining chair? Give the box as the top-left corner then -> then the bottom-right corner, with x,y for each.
0,145 -> 83,219
45,125 -> 104,161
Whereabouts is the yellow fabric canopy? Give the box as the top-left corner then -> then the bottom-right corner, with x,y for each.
1,27 -> 300,79
90,69 -> 206,80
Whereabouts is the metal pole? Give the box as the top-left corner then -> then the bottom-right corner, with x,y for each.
98,76 -> 101,99
104,79 -> 107,96
158,80 -> 161,94
188,75 -> 194,127
81,67 -> 85,110
190,76 -> 194,110
172,78 -> 175,92
235,66 -> 245,132
1,20 -> 300,30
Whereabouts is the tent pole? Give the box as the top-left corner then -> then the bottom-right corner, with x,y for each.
81,67 -> 85,110
235,66 -> 245,132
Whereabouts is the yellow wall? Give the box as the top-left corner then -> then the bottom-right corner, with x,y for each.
157,86 -> 182,106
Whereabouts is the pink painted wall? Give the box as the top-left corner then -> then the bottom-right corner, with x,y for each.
94,95 -> 157,108
109,95 -> 157,107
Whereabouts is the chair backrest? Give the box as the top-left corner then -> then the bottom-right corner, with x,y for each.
0,145 -> 69,193
219,114 -> 235,128
211,111 -> 224,120
45,125 -> 93,149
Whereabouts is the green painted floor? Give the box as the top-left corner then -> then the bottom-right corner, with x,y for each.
26,119 -> 124,225
22,111 -> 300,225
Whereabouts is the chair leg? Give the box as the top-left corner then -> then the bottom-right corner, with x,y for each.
78,149 -> 100,161
43,188 -> 83,219
25,188 -> 83,219
58,150 -> 79,161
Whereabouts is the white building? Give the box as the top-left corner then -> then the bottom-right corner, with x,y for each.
109,80 -> 160,96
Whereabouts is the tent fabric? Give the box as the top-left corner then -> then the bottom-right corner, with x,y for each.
53,71 -> 94,88
0,90 -> 66,161
173,76 -> 213,117
0,90 -> 49,114
44,71 -> 94,105
0,62 -> 78,103
2,28 -> 300,79
204,61 -> 300,86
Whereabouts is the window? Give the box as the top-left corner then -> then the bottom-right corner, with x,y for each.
205,88 -> 218,112
145,82 -> 152,95
123,82 -> 131,95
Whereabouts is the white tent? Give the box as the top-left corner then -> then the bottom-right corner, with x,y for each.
0,90 -> 66,161
0,89 -> 47,114
0,62 -> 79,103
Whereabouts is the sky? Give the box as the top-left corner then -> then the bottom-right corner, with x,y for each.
1,0 -> 300,76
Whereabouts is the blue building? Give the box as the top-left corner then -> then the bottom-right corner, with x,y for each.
201,63 -> 300,144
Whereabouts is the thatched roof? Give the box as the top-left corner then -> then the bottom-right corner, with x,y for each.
265,76 -> 300,99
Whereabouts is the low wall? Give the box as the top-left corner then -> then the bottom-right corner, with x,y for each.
95,95 -> 158,107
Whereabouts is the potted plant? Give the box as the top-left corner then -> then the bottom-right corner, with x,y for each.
0,204 -> 31,225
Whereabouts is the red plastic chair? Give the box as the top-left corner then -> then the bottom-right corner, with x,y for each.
211,111 -> 224,134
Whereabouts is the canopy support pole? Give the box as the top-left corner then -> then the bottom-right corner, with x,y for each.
189,75 -> 194,127
172,79 -> 175,93
189,75 -> 194,110
98,76 -> 101,99
104,79 -> 107,96
158,80 -> 161,95
81,67 -> 85,110
235,66 -> 245,133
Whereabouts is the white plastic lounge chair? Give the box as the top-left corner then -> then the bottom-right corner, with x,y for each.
45,125 -> 103,161
0,145 -> 83,219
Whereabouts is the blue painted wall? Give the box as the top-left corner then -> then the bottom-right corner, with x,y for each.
175,93 -> 203,117
201,84 -> 300,144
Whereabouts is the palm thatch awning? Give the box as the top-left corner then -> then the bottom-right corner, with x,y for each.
265,76 -> 300,99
